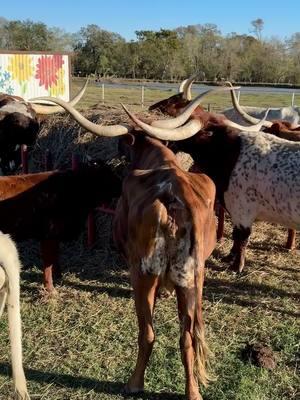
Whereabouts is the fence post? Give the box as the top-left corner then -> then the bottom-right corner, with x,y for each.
207,103 -> 211,112
21,144 -> 28,174
71,153 -> 80,170
87,211 -> 96,248
291,92 -> 295,106
141,85 -> 145,108
102,83 -> 105,104
44,149 -> 53,171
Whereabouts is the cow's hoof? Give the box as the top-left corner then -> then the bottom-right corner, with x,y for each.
123,384 -> 144,395
221,252 -> 235,263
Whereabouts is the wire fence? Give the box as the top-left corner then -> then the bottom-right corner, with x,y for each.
81,81 -> 300,112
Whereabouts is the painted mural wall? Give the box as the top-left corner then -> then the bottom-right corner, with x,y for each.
0,52 -> 70,101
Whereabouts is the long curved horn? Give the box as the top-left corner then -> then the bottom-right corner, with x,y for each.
178,79 -> 188,94
122,104 -> 203,141
182,72 -> 204,100
151,86 -> 241,129
29,79 -> 89,115
223,108 -> 270,132
31,97 -> 131,136
225,81 -> 272,128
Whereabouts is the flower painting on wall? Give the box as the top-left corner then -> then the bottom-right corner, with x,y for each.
35,54 -> 65,95
0,52 -> 70,101
0,67 -> 14,95
7,54 -> 34,95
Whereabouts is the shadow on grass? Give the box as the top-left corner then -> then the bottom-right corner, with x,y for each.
64,280 -> 132,298
20,255 -> 299,318
20,267 -> 132,299
209,248 -> 299,289
203,272 -> 300,318
0,363 -> 184,399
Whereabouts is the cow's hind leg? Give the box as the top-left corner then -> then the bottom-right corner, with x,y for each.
176,283 -> 204,400
125,268 -> 159,394
40,239 -> 61,292
222,226 -> 251,273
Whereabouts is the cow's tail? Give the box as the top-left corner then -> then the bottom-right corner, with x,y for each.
193,223 -> 214,387
0,232 -> 30,400
157,181 -> 213,385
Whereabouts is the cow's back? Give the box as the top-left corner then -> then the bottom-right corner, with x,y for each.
225,132 -> 300,229
114,166 -> 216,287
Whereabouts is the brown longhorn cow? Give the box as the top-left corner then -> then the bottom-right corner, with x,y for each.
0,161 -> 121,292
123,99 -> 300,274
34,89 -> 252,399
0,80 -> 88,174
113,133 -> 216,400
150,79 -> 300,250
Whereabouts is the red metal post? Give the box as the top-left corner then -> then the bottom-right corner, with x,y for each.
21,144 -> 28,174
45,149 -> 53,171
72,153 -> 96,247
72,153 -> 80,170
87,210 -> 96,248
97,205 -> 115,215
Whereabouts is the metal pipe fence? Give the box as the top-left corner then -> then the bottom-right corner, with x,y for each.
87,81 -> 300,112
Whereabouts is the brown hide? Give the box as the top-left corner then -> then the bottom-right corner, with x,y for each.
0,165 -> 121,291
264,121 -> 300,141
149,92 -> 233,129
149,93 -> 191,116
113,136 -> 216,399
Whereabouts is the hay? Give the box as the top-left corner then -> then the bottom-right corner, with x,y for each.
20,106 -> 166,274
31,107 -> 124,172
19,105 -> 195,277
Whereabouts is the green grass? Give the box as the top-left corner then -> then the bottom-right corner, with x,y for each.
71,77 -> 300,113
0,218 -> 299,400
0,79 -> 299,399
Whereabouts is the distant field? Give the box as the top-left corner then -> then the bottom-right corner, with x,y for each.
71,77 -> 300,113
0,79 -> 299,400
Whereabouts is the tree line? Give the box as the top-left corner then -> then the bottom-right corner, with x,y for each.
1,17 -> 300,84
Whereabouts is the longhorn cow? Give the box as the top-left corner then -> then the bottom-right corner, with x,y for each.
0,80 -> 88,174
114,133 -> 216,399
222,81 -> 300,127
121,97 -> 300,273
0,161 -> 121,292
32,88 -> 296,276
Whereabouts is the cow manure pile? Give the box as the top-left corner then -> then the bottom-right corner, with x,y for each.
241,342 -> 277,370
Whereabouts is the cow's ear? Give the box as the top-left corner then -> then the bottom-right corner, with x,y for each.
123,133 -> 135,146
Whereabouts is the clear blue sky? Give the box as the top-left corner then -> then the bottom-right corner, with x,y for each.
1,0 -> 299,41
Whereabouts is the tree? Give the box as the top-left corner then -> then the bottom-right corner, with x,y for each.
251,18 -> 264,41
3,20 -> 54,50
74,24 -> 125,76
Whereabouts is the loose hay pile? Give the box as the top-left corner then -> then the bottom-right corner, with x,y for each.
19,105 -> 179,285
31,106 -> 125,171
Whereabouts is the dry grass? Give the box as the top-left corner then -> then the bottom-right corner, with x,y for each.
0,86 -> 299,400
